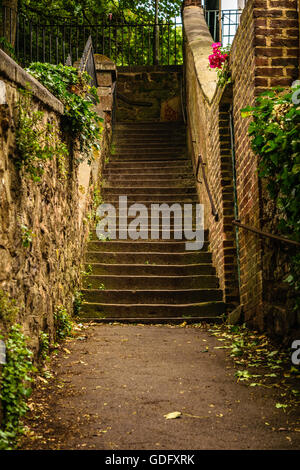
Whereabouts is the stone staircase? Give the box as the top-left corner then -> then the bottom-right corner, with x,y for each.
79,121 -> 225,322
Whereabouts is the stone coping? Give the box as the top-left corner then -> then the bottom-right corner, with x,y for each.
0,48 -> 64,114
183,5 -> 217,103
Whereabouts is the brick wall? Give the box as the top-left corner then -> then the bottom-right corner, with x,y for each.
184,6 -> 240,307
229,0 -> 263,326
183,0 -> 299,336
230,0 -> 299,333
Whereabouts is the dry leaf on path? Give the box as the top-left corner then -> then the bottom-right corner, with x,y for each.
164,411 -> 182,420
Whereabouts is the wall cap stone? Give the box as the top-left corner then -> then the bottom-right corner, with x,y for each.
0,48 -> 64,114
183,5 -> 217,103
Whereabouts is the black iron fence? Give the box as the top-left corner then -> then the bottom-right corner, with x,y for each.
0,7 -> 183,66
204,9 -> 242,45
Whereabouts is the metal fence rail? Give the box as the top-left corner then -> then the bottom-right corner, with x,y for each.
204,9 -> 242,45
1,7 -> 183,66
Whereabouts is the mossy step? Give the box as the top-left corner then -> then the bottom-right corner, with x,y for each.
82,288 -> 222,304
79,301 -> 225,319
85,251 -> 213,265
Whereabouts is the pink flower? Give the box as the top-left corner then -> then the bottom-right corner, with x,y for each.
212,42 -> 221,51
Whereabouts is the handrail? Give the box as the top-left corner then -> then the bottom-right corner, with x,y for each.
193,148 -> 219,222
233,220 -> 300,247
116,92 -> 152,107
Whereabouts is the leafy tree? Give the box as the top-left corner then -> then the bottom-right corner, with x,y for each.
17,0 -> 182,22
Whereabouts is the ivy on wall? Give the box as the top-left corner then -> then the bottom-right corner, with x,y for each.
242,85 -> 300,308
27,63 -> 103,163
0,289 -> 76,449
16,88 -> 68,182
0,324 -> 35,450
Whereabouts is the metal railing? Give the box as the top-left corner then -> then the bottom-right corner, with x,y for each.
233,220 -> 300,247
204,9 -> 242,45
0,7 -> 183,66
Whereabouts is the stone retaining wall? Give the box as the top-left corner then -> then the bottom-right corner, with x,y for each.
0,50 -> 113,351
116,66 -> 183,122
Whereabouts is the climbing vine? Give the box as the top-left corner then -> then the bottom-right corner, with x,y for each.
16,88 -> 68,182
0,290 -> 18,328
241,85 -> 300,308
54,306 -> 73,341
0,37 -> 18,62
0,325 -> 35,450
27,63 -> 103,163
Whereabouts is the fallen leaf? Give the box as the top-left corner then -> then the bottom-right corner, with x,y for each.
164,411 -> 182,420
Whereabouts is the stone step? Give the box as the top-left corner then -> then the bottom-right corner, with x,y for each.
105,161 -> 192,169
87,241 -> 209,252
113,138 -> 186,145
79,301 -> 225,319
82,288 -> 222,304
86,263 -> 215,276
79,119 -> 224,322
112,153 -> 187,160
103,187 -> 197,195
90,231 -> 205,243
115,144 -> 186,151
85,251 -> 213,264
103,179 -> 194,188
115,122 -> 185,130
89,227 -> 206,237
104,173 -> 194,180
114,132 -> 186,140
103,197 -> 199,203
83,274 -> 218,290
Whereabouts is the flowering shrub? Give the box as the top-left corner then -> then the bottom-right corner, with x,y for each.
208,42 -> 231,87
208,42 -> 228,68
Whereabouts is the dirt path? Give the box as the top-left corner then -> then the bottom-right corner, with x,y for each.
21,324 -> 300,450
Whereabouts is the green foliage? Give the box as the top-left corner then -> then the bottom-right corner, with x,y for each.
209,323 -> 300,410
0,37 -> 17,62
0,325 -> 34,450
20,224 -> 35,248
20,0 -> 182,23
0,291 -> 18,327
27,63 -> 102,163
216,63 -> 231,88
16,88 -> 68,182
54,306 -> 73,340
39,331 -> 50,361
73,291 -> 84,316
241,85 -> 300,308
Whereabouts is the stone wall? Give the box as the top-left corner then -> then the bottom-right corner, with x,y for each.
116,66 -> 183,122
183,1 -> 300,337
0,49 -> 112,351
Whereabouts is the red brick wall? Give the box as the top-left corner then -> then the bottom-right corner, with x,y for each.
184,0 -> 299,333
229,0 -> 263,326
230,0 -> 299,330
185,30 -> 240,306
